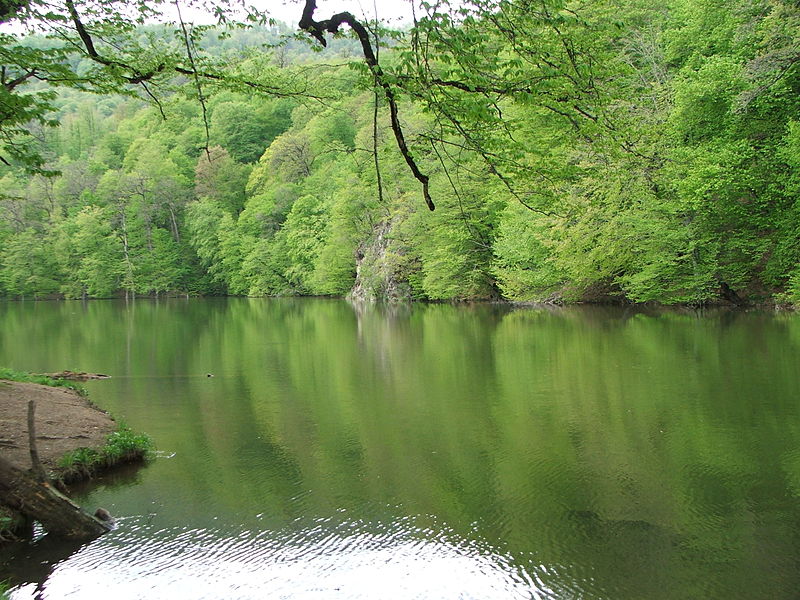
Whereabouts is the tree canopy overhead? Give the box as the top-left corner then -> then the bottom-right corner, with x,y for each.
1,0 -> 323,171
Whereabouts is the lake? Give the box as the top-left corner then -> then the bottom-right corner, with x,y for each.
1,298 -> 799,599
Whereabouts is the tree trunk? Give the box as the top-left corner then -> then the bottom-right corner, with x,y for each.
27,400 -> 47,483
0,456 -> 110,539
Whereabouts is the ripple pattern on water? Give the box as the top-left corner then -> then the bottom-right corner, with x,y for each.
9,513 -> 547,600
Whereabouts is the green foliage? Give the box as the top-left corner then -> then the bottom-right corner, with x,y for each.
210,99 -> 291,164
194,146 -> 251,214
103,424 -> 154,460
58,423 -> 153,481
1,0 -> 799,305
55,205 -> 122,298
0,229 -> 61,297
281,194 -> 326,293
493,203 -> 565,302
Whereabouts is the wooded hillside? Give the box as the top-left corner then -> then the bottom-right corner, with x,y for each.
1,0 -> 798,305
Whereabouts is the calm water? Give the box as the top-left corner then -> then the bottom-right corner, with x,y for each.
1,298 -> 799,599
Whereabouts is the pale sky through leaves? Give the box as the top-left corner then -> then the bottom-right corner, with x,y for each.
169,0 -> 418,27
0,0 -> 418,34
256,0 -> 416,25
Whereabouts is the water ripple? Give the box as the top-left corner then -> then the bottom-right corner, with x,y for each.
7,512 -> 547,600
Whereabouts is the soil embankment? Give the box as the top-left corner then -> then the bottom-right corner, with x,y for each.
0,380 -> 115,472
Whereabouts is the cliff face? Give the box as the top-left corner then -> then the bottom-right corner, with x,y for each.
349,219 -> 415,302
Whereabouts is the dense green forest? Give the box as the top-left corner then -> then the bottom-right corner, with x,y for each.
1,0 -> 798,305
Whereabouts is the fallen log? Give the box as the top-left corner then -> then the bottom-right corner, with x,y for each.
0,455 -> 111,539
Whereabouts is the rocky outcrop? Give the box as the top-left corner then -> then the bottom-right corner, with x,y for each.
349,219 -> 414,302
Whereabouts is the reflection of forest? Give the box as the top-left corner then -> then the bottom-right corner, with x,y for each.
1,299 -> 799,599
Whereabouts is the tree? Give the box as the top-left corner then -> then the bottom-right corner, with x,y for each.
0,229 -> 60,297
54,206 -> 122,298
2,0 -> 799,304
209,99 -> 292,164
194,145 -> 250,214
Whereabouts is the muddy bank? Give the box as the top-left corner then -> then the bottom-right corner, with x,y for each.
0,380 -> 115,474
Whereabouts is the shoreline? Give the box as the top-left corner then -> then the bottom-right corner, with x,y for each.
0,375 -> 151,541
0,293 -> 792,310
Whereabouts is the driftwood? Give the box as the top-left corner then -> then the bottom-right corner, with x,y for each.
0,455 -> 111,539
41,371 -> 110,381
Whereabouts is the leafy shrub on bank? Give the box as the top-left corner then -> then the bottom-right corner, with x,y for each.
58,425 -> 153,482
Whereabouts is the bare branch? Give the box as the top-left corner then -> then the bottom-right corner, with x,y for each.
139,81 -> 166,119
175,1 -> 210,158
299,0 -> 434,210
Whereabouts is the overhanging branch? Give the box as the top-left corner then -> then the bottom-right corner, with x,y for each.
62,0 -> 323,104
299,0 -> 434,211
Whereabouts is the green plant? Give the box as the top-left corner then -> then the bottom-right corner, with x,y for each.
58,447 -> 100,469
56,425 -> 153,483
102,425 -> 154,462
0,513 -> 12,539
0,368 -> 86,395
57,447 -> 101,480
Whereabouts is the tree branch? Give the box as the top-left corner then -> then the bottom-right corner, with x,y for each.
64,0 -> 165,84
62,0 -> 321,105
0,0 -> 28,24
175,1 -> 210,158
299,0 -> 434,210
4,69 -> 36,91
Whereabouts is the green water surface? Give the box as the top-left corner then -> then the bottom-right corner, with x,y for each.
1,298 -> 799,599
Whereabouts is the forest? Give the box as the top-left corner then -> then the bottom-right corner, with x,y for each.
0,0 -> 798,305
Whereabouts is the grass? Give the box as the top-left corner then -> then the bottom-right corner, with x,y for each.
0,367 -> 87,396
57,424 -> 153,483
0,580 -> 9,600
0,506 -> 27,545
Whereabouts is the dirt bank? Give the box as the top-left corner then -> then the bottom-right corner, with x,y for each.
0,380 -> 115,473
